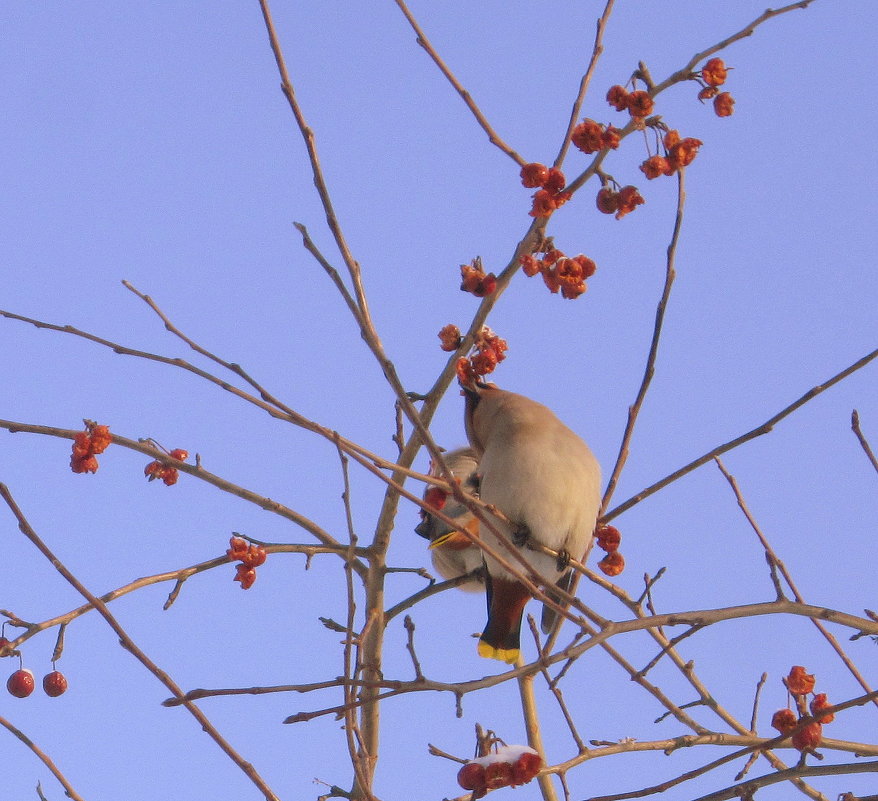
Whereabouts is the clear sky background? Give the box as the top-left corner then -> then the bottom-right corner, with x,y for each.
1,2 -> 876,800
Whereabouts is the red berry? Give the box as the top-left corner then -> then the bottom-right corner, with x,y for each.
169,448 -> 189,461
7,669 -> 35,698
457,762 -> 487,792
792,721 -> 822,752
43,670 -> 68,697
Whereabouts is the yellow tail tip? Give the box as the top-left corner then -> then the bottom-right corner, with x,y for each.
478,639 -> 519,664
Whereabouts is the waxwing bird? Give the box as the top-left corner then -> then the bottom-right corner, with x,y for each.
414,447 -> 484,591
463,382 -> 601,663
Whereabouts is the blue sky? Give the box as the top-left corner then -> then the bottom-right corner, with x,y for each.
2,2 -> 876,800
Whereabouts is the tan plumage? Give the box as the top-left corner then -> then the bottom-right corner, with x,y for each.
414,447 -> 484,591
463,382 -> 601,663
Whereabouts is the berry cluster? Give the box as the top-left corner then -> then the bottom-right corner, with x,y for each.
144,448 -> 189,486
227,536 -> 268,590
456,745 -> 542,799
460,257 -> 497,298
519,163 -> 572,218
70,422 -> 112,474
594,524 -> 625,577
6,666 -> 68,699
696,58 -> 735,117
453,326 -> 509,383
770,666 -> 834,754
595,185 -> 645,220
571,118 -> 622,155
605,85 -> 655,124
638,129 -> 704,182
519,248 -> 596,300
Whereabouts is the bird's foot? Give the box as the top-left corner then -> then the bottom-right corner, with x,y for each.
512,522 -> 531,547
556,549 -> 571,571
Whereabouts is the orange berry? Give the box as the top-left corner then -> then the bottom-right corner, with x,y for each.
713,91 -> 735,117
771,708 -> 797,734
698,86 -> 718,102
169,448 -> 189,461
88,424 -> 112,454
614,186 -> 645,220
571,119 -> 605,154
701,57 -> 728,87
626,90 -> 654,118
598,551 -> 625,576
520,162 -> 549,188
519,254 -> 541,277
606,84 -> 629,112
543,168 -> 566,195
438,324 -> 462,352
667,138 -> 703,170
596,524 -> 621,552
640,155 -> 672,180
785,666 -> 816,696
596,187 -> 618,215
529,189 -> 559,218
792,721 -> 822,752
810,693 -> 835,724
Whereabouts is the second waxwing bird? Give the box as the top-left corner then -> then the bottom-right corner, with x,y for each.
414,447 -> 485,591
463,382 -> 601,664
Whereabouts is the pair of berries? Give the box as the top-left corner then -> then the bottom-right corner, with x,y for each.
595,524 -> 625,577
144,449 -> 189,486
7,668 -> 68,698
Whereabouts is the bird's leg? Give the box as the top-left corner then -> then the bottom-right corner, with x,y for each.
512,521 -> 531,547
555,548 -> 571,572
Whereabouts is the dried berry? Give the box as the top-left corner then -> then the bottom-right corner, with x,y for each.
667,138 -> 703,170
595,524 -> 621,552
571,119 -> 605,154
792,721 -> 822,752
810,693 -> 835,724
520,162 -> 549,188
614,186 -> 645,220
606,84 -> 630,112
598,551 -> 625,577
596,187 -> 618,215
640,155 -> 672,180
626,90 -> 654,119
438,324 -> 462,352
713,91 -> 735,117
785,666 -> 816,696
771,708 -> 797,734
530,189 -> 558,218
701,57 -> 729,87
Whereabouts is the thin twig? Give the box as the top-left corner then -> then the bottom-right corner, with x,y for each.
0,714 -> 87,801
604,346 -> 878,523
554,0 -> 617,168
392,0 -> 524,165
0,485 -> 282,801
852,409 -> 878,475
715,457 -> 878,710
